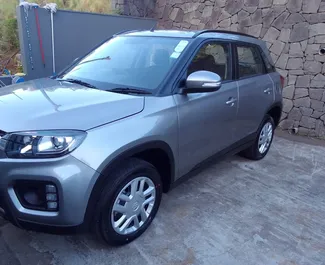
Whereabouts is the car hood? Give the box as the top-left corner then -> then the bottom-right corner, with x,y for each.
0,78 -> 144,132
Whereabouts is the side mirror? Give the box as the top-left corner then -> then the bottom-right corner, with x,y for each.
182,71 -> 222,94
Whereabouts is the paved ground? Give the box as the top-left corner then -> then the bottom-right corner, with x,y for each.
1,135 -> 325,265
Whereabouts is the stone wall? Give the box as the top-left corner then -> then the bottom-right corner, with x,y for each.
112,0 -> 156,16
150,0 -> 325,138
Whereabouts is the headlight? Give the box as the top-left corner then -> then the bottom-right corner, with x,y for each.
0,130 -> 86,158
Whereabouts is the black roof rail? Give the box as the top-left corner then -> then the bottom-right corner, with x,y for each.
192,30 -> 257,39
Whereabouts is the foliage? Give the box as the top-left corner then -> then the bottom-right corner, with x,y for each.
0,0 -> 17,20
34,0 -> 113,14
16,57 -> 23,72
0,0 -> 19,70
62,0 -> 113,14
0,18 -> 19,51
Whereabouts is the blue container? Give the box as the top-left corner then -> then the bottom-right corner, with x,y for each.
12,76 -> 25,84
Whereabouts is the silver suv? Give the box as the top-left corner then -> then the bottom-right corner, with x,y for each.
0,30 -> 283,245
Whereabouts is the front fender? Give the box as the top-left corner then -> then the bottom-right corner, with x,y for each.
70,96 -> 179,225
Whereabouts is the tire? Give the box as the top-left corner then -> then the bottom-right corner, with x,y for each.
93,158 -> 162,246
240,115 -> 275,160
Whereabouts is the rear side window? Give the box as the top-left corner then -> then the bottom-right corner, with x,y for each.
236,45 -> 265,78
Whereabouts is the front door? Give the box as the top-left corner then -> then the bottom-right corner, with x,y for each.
174,41 -> 239,177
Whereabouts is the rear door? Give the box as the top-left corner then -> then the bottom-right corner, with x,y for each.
260,47 -> 283,104
234,43 -> 275,142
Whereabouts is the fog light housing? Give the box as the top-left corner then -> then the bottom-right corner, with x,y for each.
47,201 -> 58,210
46,193 -> 57,201
14,181 -> 59,212
23,191 -> 42,206
45,184 -> 58,211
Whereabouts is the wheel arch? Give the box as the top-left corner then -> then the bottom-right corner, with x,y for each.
266,102 -> 282,127
83,140 -> 175,227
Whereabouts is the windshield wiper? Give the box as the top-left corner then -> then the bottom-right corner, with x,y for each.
78,56 -> 111,66
56,78 -> 97,89
108,88 -> 152,95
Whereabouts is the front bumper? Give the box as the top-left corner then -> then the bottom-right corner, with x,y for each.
0,154 -> 100,231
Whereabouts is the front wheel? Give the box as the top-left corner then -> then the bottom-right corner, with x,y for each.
240,115 -> 275,160
94,158 -> 162,246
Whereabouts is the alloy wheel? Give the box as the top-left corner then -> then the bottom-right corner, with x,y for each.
258,122 -> 273,154
111,177 -> 156,235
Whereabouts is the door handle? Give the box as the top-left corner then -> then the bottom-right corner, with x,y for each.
226,97 -> 237,107
264,88 -> 272,94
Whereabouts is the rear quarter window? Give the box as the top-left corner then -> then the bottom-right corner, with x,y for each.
259,47 -> 276,73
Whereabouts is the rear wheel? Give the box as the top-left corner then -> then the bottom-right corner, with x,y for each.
94,158 -> 162,246
240,115 -> 275,160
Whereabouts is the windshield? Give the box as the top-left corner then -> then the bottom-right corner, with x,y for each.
58,36 -> 190,92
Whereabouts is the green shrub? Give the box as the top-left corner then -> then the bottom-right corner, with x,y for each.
1,18 -> 19,50
0,0 -> 17,20
33,0 -> 113,14
0,0 -> 18,54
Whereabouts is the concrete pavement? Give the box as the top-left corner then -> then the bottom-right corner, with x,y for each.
1,135 -> 325,265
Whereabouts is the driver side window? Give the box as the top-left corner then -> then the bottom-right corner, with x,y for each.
187,42 -> 230,80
